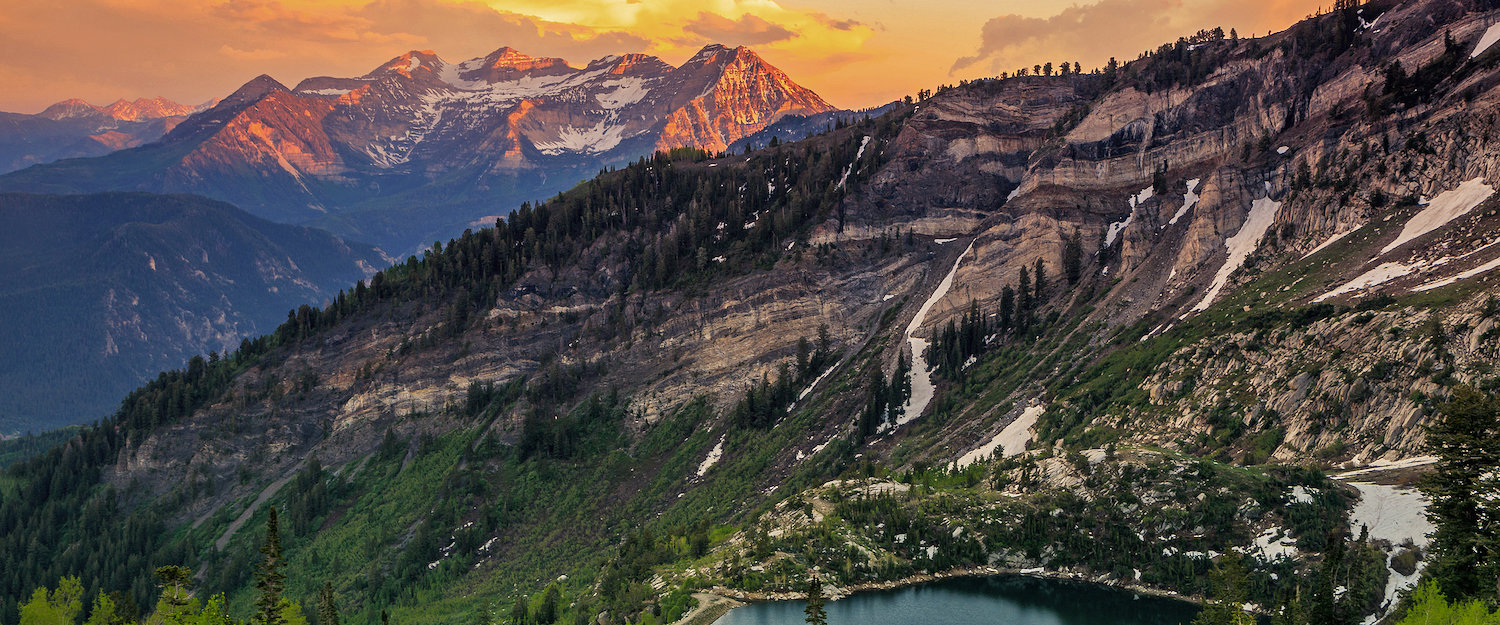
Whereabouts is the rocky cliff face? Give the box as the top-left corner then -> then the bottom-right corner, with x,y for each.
0,44 -> 833,252
103,0 -> 1500,518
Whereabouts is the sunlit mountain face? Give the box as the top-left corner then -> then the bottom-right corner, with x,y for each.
0,44 -> 835,252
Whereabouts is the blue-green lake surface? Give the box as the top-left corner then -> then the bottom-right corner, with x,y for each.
712,575 -> 1200,625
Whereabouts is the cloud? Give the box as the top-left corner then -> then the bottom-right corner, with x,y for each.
683,12 -> 798,46
218,45 -> 290,61
0,0 -> 659,112
951,0 -> 1326,76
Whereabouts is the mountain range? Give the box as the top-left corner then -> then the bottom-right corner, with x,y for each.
0,97 -> 212,174
0,44 -> 835,252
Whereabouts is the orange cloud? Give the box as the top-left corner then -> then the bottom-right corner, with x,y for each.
683,12 -> 799,46
0,0 -> 1327,114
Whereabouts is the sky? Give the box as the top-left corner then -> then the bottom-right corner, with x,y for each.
0,0 -> 1330,113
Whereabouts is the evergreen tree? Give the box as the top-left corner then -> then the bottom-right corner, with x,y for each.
1193,553 -> 1254,625
155,566 -> 193,610
999,286 -> 1015,332
1033,258 -> 1047,300
804,576 -> 827,625
253,507 -> 287,625
317,582 -> 340,625
1017,268 -> 1032,330
537,586 -> 560,625
152,566 -> 196,625
510,596 -> 529,625
1421,386 -> 1500,602
1308,533 -> 1356,625
1063,230 -> 1084,285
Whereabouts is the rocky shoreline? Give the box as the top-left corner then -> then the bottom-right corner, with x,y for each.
705,564 -> 1204,606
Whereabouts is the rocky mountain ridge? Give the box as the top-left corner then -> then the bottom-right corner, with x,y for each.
0,96 -> 212,174
0,44 -> 835,252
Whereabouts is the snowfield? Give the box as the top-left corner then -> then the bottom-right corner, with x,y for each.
896,240 -> 976,428
532,122 -> 628,155
952,404 -> 1044,468
1344,481 -> 1434,625
1190,186 -> 1281,312
1106,187 -> 1152,247
696,435 -> 725,476
1167,178 -> 1201,227
1380,177 -> 1493,255
1412,253 -> 1500,291
1472,22 -> 1500,58
1314,260 -> 1426,302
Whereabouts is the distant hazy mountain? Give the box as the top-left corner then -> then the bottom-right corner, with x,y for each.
0,192 -> 386,432
0,97 -> 213,174
0,44 -> 833,252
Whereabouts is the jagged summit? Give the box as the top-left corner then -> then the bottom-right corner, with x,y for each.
225,74 -> 290,102
0,43 -> 835,250
35,96 -> 199,121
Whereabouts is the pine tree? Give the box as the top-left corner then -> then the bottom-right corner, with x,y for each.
317,582 -> 340,625
510,596 -> 529,625
155,566 -> 193,609
253,507 -> 287,625
999,286 -> 1015,332
1063,230 -> 1084,285
537,586 -> 560,625
1033,258 -> 1047,300
804,576 -> 827,625
1193,553 -> 1254,625
1421,386 -> 1500,602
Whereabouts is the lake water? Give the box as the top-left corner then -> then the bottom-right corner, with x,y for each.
712,575 -> 1200,625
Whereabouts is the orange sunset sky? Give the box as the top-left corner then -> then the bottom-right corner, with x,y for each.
0,0 -> 1330,113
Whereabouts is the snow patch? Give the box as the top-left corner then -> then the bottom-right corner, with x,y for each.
1315,260 -> 1425,302
303,88 -> 351,96
595,78 -> 650,108
797,366 -> 836,401
696,435 -> 725,476
1277,146 -> 1290,155
599,78 -> 650,107
951,404 -> 1044,469
1333,457 -> 1438,480
835,136 -> 870,191
1344,481 -> 1434,624
896,240 -> 976,427
1167,178 -> 1200,227
1412,253 -> 1500,291
531,121 -> 627,155
1381,177 -> 1494,255
1189,186 -> 1281,312
1106,186 -> 1153,247
1472,22 -> 1500,58
934,238 -> 956,244
1248,527 -> 1299,562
